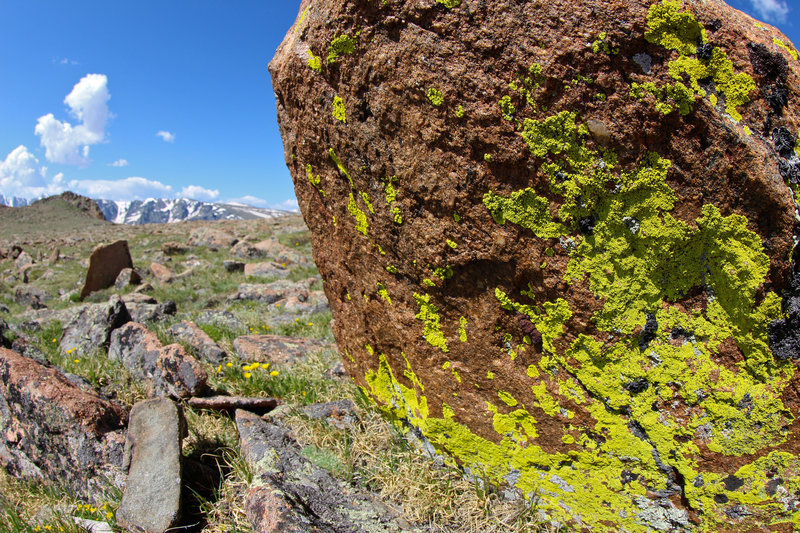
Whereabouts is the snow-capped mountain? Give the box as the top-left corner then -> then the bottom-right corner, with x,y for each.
0,195 -> 33,207
94,198 -> 290,225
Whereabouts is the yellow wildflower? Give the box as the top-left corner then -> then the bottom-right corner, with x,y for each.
244,372 -> 252,379
270,370 -> 279,377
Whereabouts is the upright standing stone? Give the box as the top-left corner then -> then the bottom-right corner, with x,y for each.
80,240 -> 134,299
270,0 -> 800,529
117,398 -> 184,533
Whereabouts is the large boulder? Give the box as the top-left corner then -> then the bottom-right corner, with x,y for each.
271,0 -> 800,529
80,240 -> 134,299
0,347 -> 127,499
60,295 -> 131,356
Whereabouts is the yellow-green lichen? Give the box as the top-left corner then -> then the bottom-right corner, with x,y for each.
360,191 -> 375,214
631,81 -> 695,115
328,148 -> 354,187
455,105 -> 465,118
509,63 -> 544,109
413,293 -> 449,353
377,283 -> 392,305
458,316 -> 467,342
427,87 -> 444,106
644,0 -> 706,55
500,95 -> 516,119
446,239 -> 457,249
307,50 -> 322,72
433,265 -> 453,280
435,0 -> 461,8
386,265 -> 398,275
483,153 -> 492,162
347,193 -> 368,236
332,96 -> 347,123
381,175 -> 403,224
591,31 -> 619,55
327,34 -> 357,64
306,164 -> 325,196
774,37 -> 799,61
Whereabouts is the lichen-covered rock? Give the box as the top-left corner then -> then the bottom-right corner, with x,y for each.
60,295 -> 131,357
0,347 -> 126,499
271,0 -> 800,530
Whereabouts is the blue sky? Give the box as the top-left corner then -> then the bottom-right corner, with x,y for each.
0,1 -> 797,209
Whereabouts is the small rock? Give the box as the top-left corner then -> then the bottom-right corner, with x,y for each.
14,251 -> 33,271
80,240 -> 134,300
243,262 -> 290,279
126,300 -> 177,324
114,267 -> 142,289
187,227 -> 238,250
168,320 -> 227,364
233,335 -> 333,364
14,285 -> 51,308
122,293 -> 158,305
160,242 -> 188,256
134,282 -> 154,293
230,241 -> 262,259
223,260 -> 245,273
324,361 -> 347,378
150,262 -> 175,284
195,310 -> 247,335
303,400 -> 358,430
47,247 -> 60,264
117,398 -> 184,533
188,395 -> 278,415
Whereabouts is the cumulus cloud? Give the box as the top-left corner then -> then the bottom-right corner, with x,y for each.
108,158 -> 128,167
180,185 -> 219,201
34,73 -> 111,166
67,176 -> 173,201
0,145 -> 63,199
156,130 -> 175,143
749,0 -> 790,22
272,198 -> 300,211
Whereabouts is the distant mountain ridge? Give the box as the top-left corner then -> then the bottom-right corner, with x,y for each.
0,194 -> 290,225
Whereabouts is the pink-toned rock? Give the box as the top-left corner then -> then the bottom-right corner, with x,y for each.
80,240 -> 134,299
0,347 -> 126,499
114,267 -> 142,289
168,320 -> 227,364
149,262 -> 175,284
243,262 -> 290,279
233,335 -> 333,364
187,227 -> 238,250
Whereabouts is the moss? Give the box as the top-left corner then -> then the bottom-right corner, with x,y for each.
347,193 -> 368,236
307,50 -> 322,72
427,87 -> 444,107
435,0 -> 461,8
773,37 -> 799,61
332,96 -> 347,123
327,34 -> 357,64
413,293 -> 449,353
644,0 -> 706,55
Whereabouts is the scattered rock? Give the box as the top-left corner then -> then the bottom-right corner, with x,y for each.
122,293 -> 158,305
233,335 -> 333,364
230,241 -> 262,259
160,242 -> 188,256
14,285 -> 51,308
168,320 -> 227,364
14,251 -> 33,272
324,361 -> 347,379
188,228 -> 238,250
223,260 -> 245,273
80,240 -> 134,300
47,247 -> 60,264
133,282 -> 154,293
108,322 -> 209,398
303,400 -> 358,430
253,238 -> 306,265
117,398 -> 184,533
114,267 -> 142,289
236,410 -> 409,533
149,262 -> 175,285
243,262 -> 290,279
188,395 -> 278,416
0,347 -> 127,499
195,309 -> 247,335
230,280 -> 307,305
60,295 -> 131,356
126,300 -> 177,324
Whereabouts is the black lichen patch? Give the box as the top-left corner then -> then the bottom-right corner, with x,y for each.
773,127 -> 797,158
714,493 -> 729,504
638,313 -> 658,350
722,475 -> 745,491
624,377 -> 650,395
766,478 -> 783,496
779,160 -> 800,185
697,43 -> 715,60
578,216 -> 596,235
707,19 -> 723,32
516,313 -> 543,351
769,271 -> 800,360
620,470 -> 639,485
766,85 -> 789,115
748,42 -> 789,83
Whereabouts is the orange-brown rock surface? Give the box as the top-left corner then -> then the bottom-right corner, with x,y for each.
271,0 -> 800,529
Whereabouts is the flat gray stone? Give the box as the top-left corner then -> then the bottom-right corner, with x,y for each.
117,398 -> 184,533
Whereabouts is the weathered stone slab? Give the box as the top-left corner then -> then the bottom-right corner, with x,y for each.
60,295 -> 130,356
233,335 -> 333,364
114,267 -> 142,289
243,262 -> 290,280
235,410 -> 410,533
168,320 -> 227,364
149,262 -> 174,285
0,347 -> 127,499
117,398 -> 184,533
188,395 -> 278,416
80,240 -> 134,299
109,322 -> 209,398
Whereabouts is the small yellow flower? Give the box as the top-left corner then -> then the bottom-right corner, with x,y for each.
295,318 -> 301,322
106,511 -> 114,519
216,365 -> 222,373
242,364 -> 251,371
244,372 -> 252,379
251,362 -> 260,369
73,359 -> 80,363
263,362 -> 270,369
307,322 -> 313,327
226,362 -> 233,368
52,338 -> 57,342
270,370 -> 279,377
275,303 -> 281,307
249,327 -> 253,331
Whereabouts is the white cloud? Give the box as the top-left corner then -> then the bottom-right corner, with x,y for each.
108,159 -> 128,167
57,58 -> 79,66
0,145 -> 63,199
156,130 -> 175,143
227,195 -> 268,207
272,198 -> 300,211
180,185 -> 219,201
749,0 -> 790,22
34,73 -> 111,166
67,176 -> 173,201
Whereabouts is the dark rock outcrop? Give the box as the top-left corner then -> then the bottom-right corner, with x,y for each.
270,0 -> 800,529
168,320 -> 227,364
60,295 -> 131,356
0,347 -> 126,499
80,240 -> 135,299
